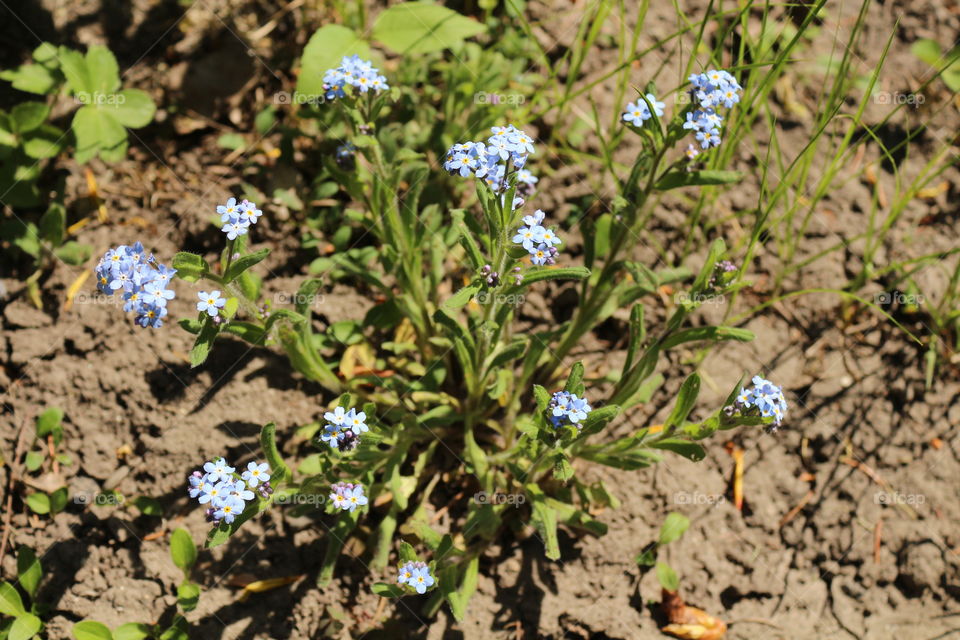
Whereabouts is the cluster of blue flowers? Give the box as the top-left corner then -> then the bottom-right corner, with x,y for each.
329,482 -> 368,512
320,406 -> 369,451
736,375 -> 788,428
187,458 -> 272,525
322,55 -> 389,101
548,390 -> 592,428
443,125 -> 537,192
397,561 -> 435,594
683,69 -> 742,150
218,197 -> 262,240
94,242 -> 176,329
512,209 -> 561,266
622,93 -> 666,126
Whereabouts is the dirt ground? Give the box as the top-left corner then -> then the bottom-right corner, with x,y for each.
2,0 -> 960,638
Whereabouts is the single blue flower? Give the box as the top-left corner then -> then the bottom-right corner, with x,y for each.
241,461 -> 271,488
214,495 -> 245,524
197,290 -> 227,317
203,457 -> 235,482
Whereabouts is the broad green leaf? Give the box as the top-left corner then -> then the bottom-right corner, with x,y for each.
17,547 -> 42,600
85,46 -> 120,96
655,170 -> 742,190
0,64 -> 59,94
176,580 -> 200,612
0,581 -> 25,616
59,47 -> 91,94
73,620 -> 113,640
170,528 -> 197,573
10,613 -> 42,640
106,89 -> 155,128
113,623 -> 152,640
24,451 -> 43,472
297,25 -> 371,100
910,39 -> 942,67
36,407 -> 63,438
53,242 -> 93,266
442,284 -> 479,310
22,124 -> 65,159
658,512 -> 690,545
38,202 -> 66,246
10,102 -> 49,133
50,487 -> 69,513
132,496 -> 163,516
25,493 -> 51,515
171,252 -> 208,282
656,562 -> 679,591
72,105 -> 126,164
373,2 -> 486,54
190,317 -> 219,367
527,485 -> 560,560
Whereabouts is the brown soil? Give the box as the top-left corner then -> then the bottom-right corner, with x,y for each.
2,0 -> 960,639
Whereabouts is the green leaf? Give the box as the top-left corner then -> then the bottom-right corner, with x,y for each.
72,105 -> 126,164
189,317 -> 219,367
16,548 -> 41,600
563,362 -> 585,395
171,252 -> 208,282
371,582 -> 405,597
260,422 -> 291,485
577,405 -> 621,437
297,25 -> 371,100
72,620 -> 113,640
373,1 -> 486,54
22,124 -> 65,159
0,64 -> 59,94
169,528 -> 197,573
112,623 -> 152,640
655,562 -> 679,591
911,39 -> 943,67
50,487 -> 68,514
36,407 -> 63,438
658,512 -> 690,545
552,452 -> 574,481
132,496 -> 163,516
53,241 -> 93,266
85,46 -> 120,96
660,326 -> 754,350
655,170 -> 742,191
58,47 -> 91,94
176,581 -> 200,612
105,89 -> 155,128
398,541 -> 417,563
10,102 -> 49,133
10,613 -> 42,640
442,284 -> 480,310
648,438 -> 706,462
527,485 -> 560,560
664,373 -> 699,431
517,266 -> 590,287
24,451 -> 43,472
224,248 -> 269,283
0,582 -> 25,616
25,493 -> 50,515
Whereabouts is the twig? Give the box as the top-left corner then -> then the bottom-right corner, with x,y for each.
779,489 -> 815,529
0,418 -> 31,564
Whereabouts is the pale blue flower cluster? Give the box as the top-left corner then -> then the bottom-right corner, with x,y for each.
622,93 -> 665,126
322,55 -> 389,100
218,198 -> 262,240
512,209 -> 562,267
443,125 -> 536,192
683,69 -> 742,149
329,482 -> 368,512
736,375 -> 788,427
397,561 -> 434,594
94,242 -> 176,329
321,406 -> 369,451
548,390 -> 592,428
188,457 -> 272,525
